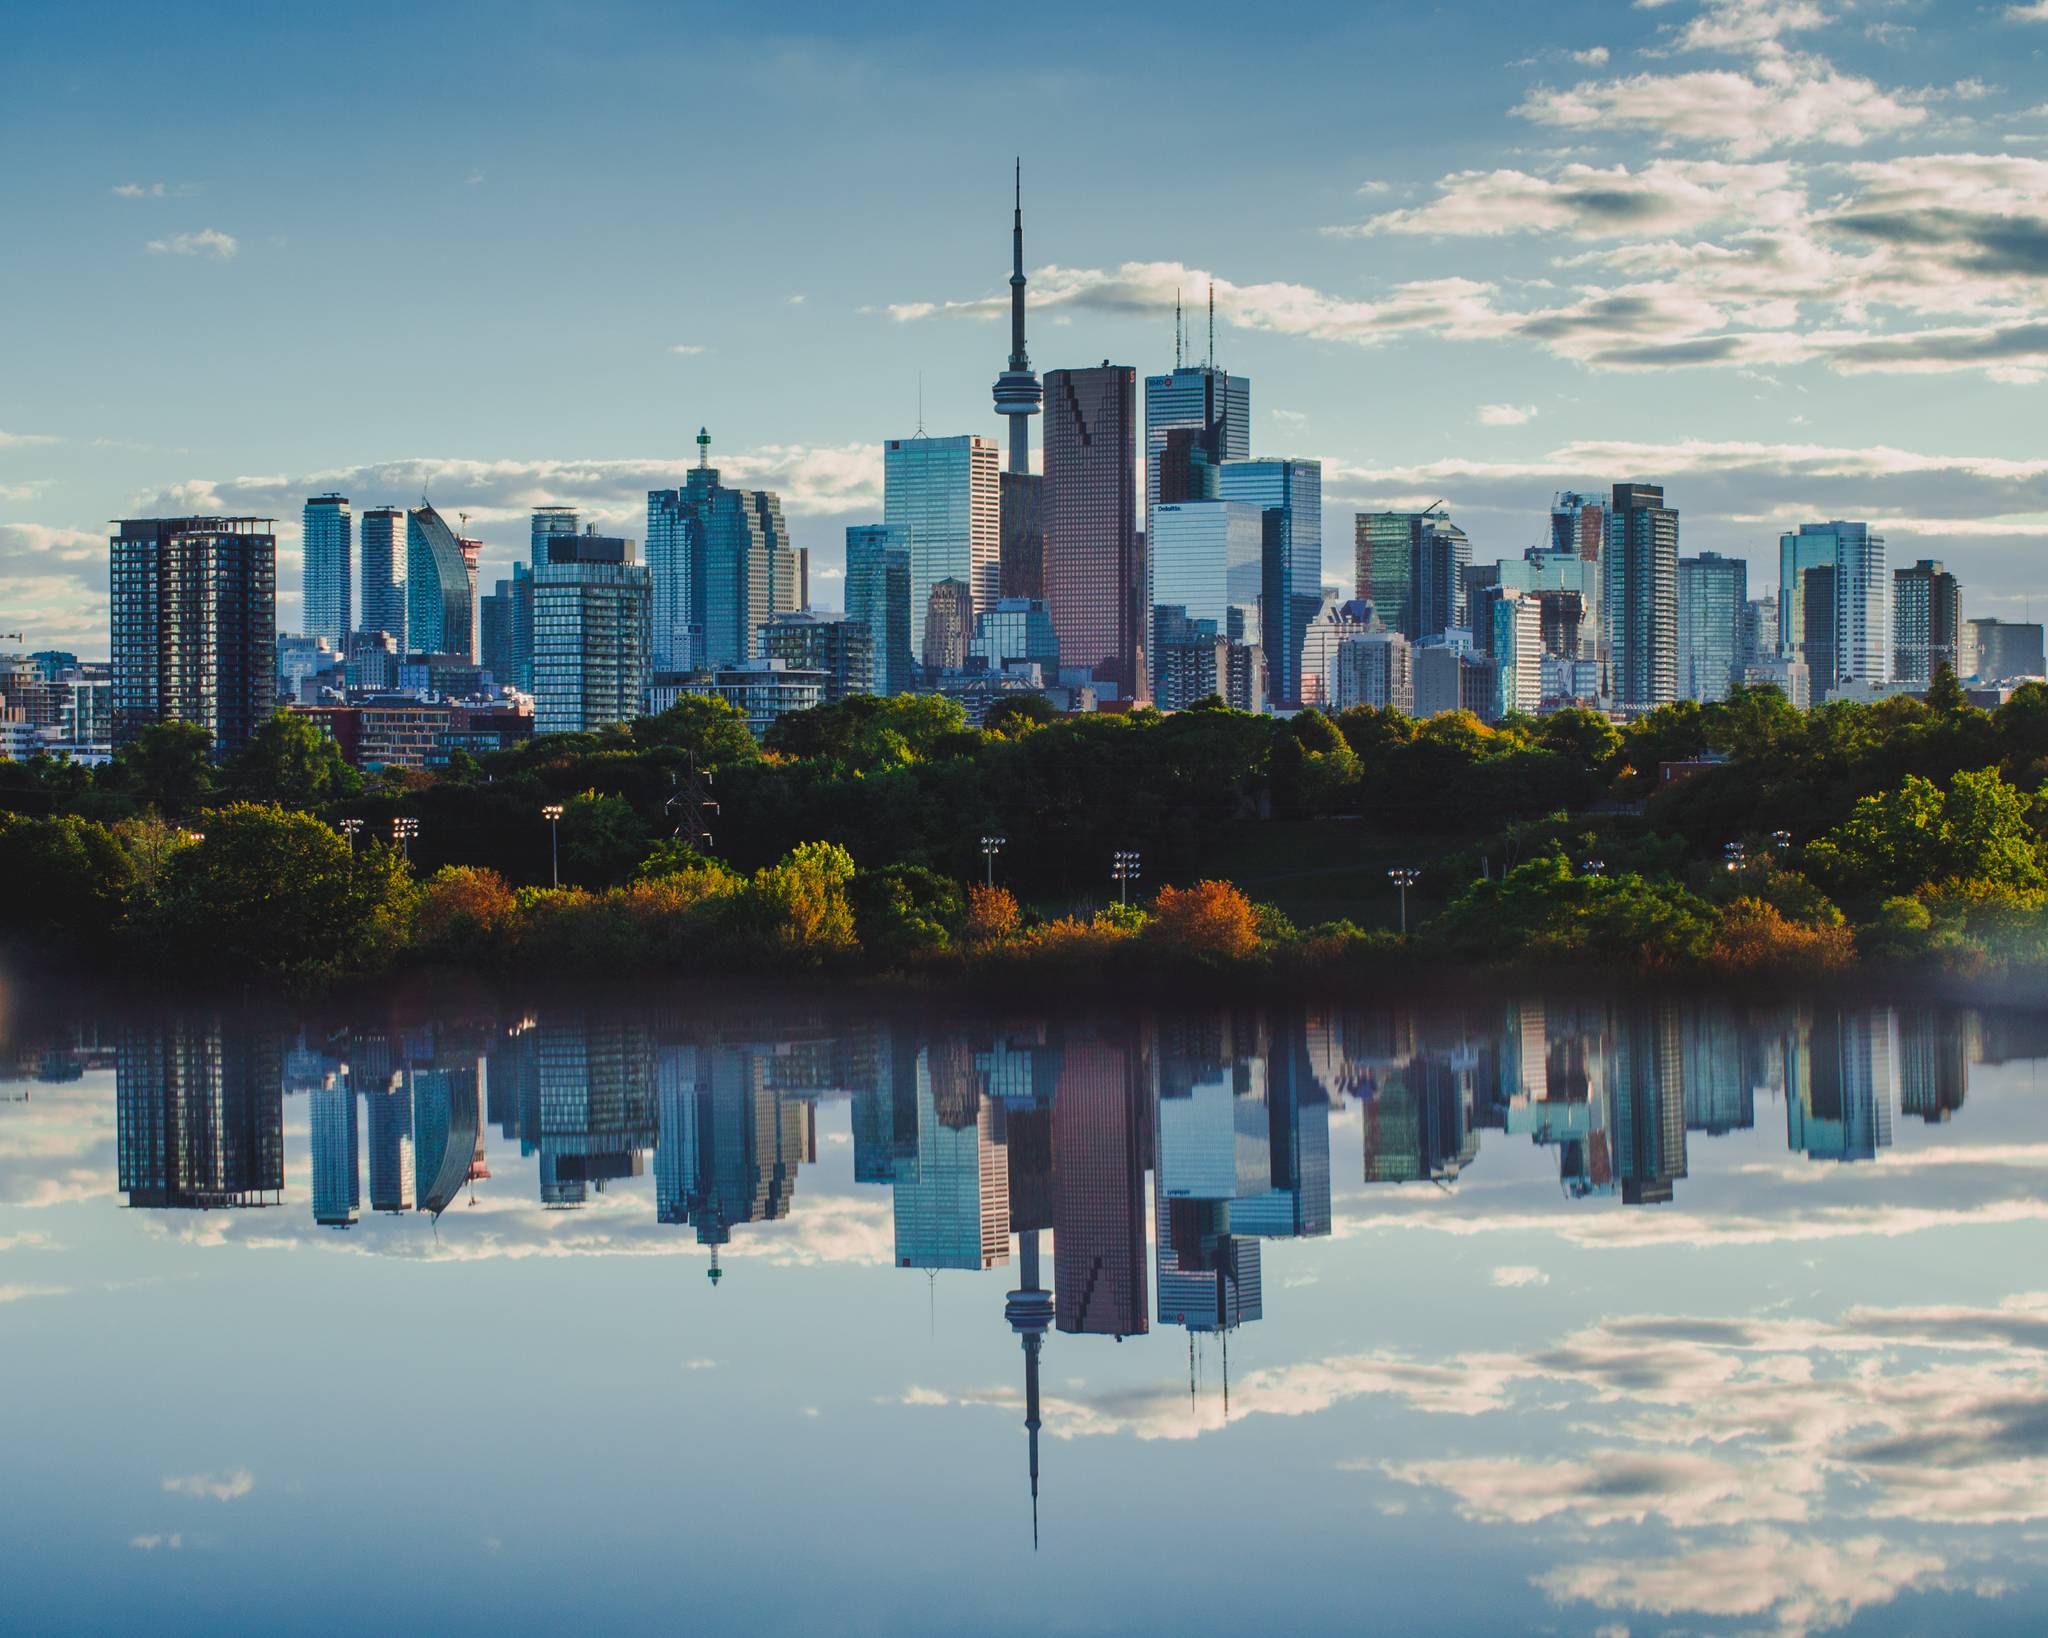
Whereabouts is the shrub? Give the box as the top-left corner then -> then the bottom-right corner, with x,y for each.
1707,897 -> 1856,977
413,866 -> 517,957
1145,880 -> 1261,965
963,883 -> 1021,943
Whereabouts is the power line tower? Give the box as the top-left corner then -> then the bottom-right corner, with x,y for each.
665,753 -> 719,852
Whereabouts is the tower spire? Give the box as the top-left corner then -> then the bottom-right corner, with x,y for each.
992,159 -> 1042,476
1176,289 -> 1183,371
1208,282 -> 1216,369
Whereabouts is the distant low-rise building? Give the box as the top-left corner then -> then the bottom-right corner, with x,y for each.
760,610 -> 875,703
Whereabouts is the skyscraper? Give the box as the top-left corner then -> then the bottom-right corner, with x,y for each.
1604,483 -> 1679,712
531,505 -> 578,569
893,1043 -> 1010,1272
845,524 -> 914,696
406,500 -> 473,660
1219,457 -> 1321,707
922,578 -> 972,672
115,1021 -> 284,1209
760,610 -> 874,702
1963,617 -> 2046,680
1551,490 -> 1607,561
1893,559 -> 1962,682
1779,521 -> 1888,692
647,429 -> 799,671
532,529 -> 654,734
1411,511 -> 1472,641
1354,512 -> 1411,626
308,1080 -> 360,1229
1144,354 -> 1250,548
362,1068 -> 415,1213
1053,1039 -> 1148,1338
110,515 -> 277,752
884,433 -> 1000,662
302,493 -> 351,647
1043,364 -> 1143,698
358,505 -> 406,646
1677,551 -> 1747,703
992,160 -> 1041,478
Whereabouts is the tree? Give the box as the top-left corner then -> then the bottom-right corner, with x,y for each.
1926,662 -> 1970,716
140,803 -> 412,985
1805,768 -> 2044,901
983,693 -> 1058,737
226,710 -> 360,807
413,865 -> 517,957
0,813 -> 137,951
558,790 -> 650,888
1145,879 -> 1261,964
963,883 -> 1021,942
739,841 -> 859,961
116,721 -> 215,816
851,864 -> 964,960
629,693 -> 761,767
1536,707 -> 1622,771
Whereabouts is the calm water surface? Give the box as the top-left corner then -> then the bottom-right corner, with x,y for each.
5,989 -> 2048,1636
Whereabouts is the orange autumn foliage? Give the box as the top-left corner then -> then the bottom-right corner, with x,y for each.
965,883 -> 1021,942
1146,879 -> 1261,964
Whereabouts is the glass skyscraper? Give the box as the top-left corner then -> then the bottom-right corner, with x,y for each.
531,505 -> 578,568
1144,364 -> 1250,545
648,430 -> 798,671
1778,521 -> 1888,694
308,1081 -> 360,1229
532,531 -> 654,735
1677,551 -> 1747,703
357,505 -> 406,646
1894,559 -> 1961,682
893,1045 -> 1010,1272
1219,457 -> 1321,707
1604,484 -> 1680,711
1150,500 -> 1264,644
406,501 -> 473,660
883,433 -> 1000,663
1042,366 -> 1143,699
301,493 -> 351,647
845,524 -> 913,696
110,515 -> 277,752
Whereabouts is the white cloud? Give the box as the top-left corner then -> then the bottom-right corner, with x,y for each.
112,181 -> 196,199
0,430 -> 58,448
129,1534 -> 184,1551
1490,1264 -> 1550,1286
1674,0 -> 1831,55
1478,404 -> 1539,426
0,1283 -> 67,1304
1270,408 -> 1309,425
1345,158 -> 1804,240
1569,46 -> 1611,65
145,229 -> 237,260
668,343 -> 707,357
2007,1 -> 2048,19
162,1468 -> 254,1502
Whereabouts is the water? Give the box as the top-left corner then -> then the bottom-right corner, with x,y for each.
4,989 -> 2047,1636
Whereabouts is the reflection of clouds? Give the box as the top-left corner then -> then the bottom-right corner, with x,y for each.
1536,1529 -> 1949,1637
1374,1448 -> 1814,1527
0,1282 -> 67,1304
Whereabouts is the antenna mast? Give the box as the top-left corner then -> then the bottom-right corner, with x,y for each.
1207,283 -> 1215,369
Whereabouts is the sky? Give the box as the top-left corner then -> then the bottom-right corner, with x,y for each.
1,0 -> 2045,653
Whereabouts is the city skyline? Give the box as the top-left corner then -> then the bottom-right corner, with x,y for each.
4,0 -> 2047,654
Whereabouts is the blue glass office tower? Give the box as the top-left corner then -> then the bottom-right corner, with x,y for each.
301,493 -> 351,646
1677,551 -> 1747,703
406,501 -> 473,660
531,506 -> 577,568
647,429 -> 798,670
1779,521 -> 1888,695
893,1044 -> 1010,1272
1219,457 -> 1321,708
845,524 -> 914,696
1604,484 -> 1679,711
308,1081 -> 360,1228
358,506 -> 406,646
884,433 -> 1001,663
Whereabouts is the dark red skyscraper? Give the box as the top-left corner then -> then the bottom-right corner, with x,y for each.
1053,1040 -> 1148,1337
1043,364 -> 1144,701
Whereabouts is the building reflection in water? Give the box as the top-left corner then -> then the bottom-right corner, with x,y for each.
87,994 -> 2011,1543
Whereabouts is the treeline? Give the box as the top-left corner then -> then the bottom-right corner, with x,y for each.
4,670 -> 2048,989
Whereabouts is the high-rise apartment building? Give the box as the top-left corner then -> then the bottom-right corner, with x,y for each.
1411,512 -> 1472,641
357,506 -> 406,646
1964,618 -> 2046,681
110,515 -> 277,752
1551,490 -> 1607,560
1219,456 -> 1321,707
406,501 -> 473,660
884,433 -> 1000,663
531,529 -> 653,735
760,610 -> 874,702
1604,483 -> 1679,711
1893,559 -> 1962,682
302,493 -> 351,647
1677,551 -> 1747,703
308,1081 -> 360,1229
1043,364 -> 1143,699
845,524 -> 914,696
647,429 -> 799,671
1740,597 -> 1779,674
531,505 -> 577,569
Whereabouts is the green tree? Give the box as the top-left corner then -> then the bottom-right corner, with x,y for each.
116,721 -> 216,816
226,710 -> 361,807
737,840 -> 860,961
140,803 -> 412,985
558,790 -> 650,888
0,813 -> 138,951
851,863 -> 964,961
1536,707 -> 1622,770
1703,684 -> 1803,762
628,693 -> 761,766
983,693 -> 1058,737
1926,662 -> 1970,716
1806,768 -> 2045,900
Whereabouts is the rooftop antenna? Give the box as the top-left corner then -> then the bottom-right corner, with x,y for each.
1207,282 -> 1215,369
916,372 -> 926,437
1175,288 -> 1183,370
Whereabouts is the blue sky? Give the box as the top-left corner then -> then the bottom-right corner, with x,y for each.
2,0 -> 2045,650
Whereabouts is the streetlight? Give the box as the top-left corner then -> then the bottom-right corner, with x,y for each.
1111,850 -> 1142,906
542,803 -> 564,888
1387,867 -> 1421,936
339,817 -> 362,850
1581,857 -> 1606,878
392,816 -> 419,863
1771,829 -> 1792,857
1724,840 -> 1746,874
979,834 -> 1007,889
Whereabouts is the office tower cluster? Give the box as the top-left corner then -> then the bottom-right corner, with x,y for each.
78,167 -> 2045,776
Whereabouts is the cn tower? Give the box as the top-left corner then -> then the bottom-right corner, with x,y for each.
991,159 -> 1040,476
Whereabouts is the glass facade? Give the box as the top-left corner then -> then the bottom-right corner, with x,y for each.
649,438 -> 798,671
1677,551 -> 1747,703
301,493 -> 351,647
845,525 -> 913,696
1218,457 -> 1321,708
922,578 -> 972,671
883,434 -> 1000,661
760,611 -> 875,702
405,502 -> 473,660
967,598 -> 1059,671
1605,484 -> 1680,711
357,506 -> 406,647
1893,560 -> 1961,682
1042,367 -> 1142,698
1144,365 -> 1250,546
532,542 -> 654,736
1779,521 -> 1888,688
1150,500 -> 1264,640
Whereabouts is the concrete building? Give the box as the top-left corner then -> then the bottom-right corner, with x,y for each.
1893,559 -> 1962,683
532,529 -> 653,735
760,610 -> 874,703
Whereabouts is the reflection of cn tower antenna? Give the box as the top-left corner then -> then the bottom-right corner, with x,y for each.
1005,1228 -> 1053,1549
